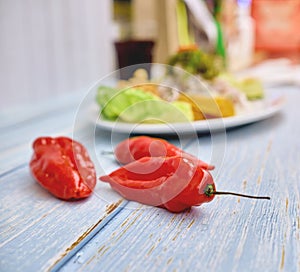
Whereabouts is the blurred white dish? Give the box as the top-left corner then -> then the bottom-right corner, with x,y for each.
94,90 -> 285,135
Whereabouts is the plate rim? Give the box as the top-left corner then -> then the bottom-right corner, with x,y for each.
93,93 -> 285,134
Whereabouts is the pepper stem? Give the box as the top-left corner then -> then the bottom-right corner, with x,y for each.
204,184 -> 270,200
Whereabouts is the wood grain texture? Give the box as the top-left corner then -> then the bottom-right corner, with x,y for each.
0,86 -> 299,271
0,164 -> 127,271
0,93 -> 128,271
0,88 -> 196,271
60,87 -> 300,272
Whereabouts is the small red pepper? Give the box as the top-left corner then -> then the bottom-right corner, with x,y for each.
100,155 -> 270,213
100,155 -> 216,212
112,136 -> 214,170
30,136 -> 96,200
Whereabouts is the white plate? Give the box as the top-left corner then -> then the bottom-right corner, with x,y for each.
94,92 -> 285,135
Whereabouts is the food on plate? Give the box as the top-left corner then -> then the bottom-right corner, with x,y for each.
238,78 -> 264,100
178,93 -> 235,119
30,136 -> 96,200
96,85 -> 194,123
96,59 -> 266,124
166,48 -> 265,114
96,86 -> 160,120
167,47 -> 222,80
100,154 -> 270,213
217,73 -> 264,100
110,136 -> 214,170
117,69 -> 159,97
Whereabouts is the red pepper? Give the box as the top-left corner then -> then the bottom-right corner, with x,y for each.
113,136 -> 214,170
100,155 -> 270,212
100,155 -> 216,212
30,136 -> 96,200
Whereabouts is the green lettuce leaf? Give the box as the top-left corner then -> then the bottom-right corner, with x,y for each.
96,86 -> 194,123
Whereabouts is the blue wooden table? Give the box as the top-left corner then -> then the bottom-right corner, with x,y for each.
0,85 -> 299,272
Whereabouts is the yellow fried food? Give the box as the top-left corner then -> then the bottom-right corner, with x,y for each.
178,94 -> 235,119
178,94 -> 205,120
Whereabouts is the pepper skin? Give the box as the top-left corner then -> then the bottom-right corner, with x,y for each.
114,136 -> 214,170
30,136 -> 96,200
100,155 -> 215,212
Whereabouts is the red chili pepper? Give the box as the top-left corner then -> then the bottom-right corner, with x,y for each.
112,136 -> 214,170
100,155 -> 216,212
30,136 -> 96,200
100,155 -> 270,213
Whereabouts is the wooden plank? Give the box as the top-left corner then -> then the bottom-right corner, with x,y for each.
1,86 -> 299,272
0,98 -> 128,271
0,159 -> 130,271
0,93 -> 199,272
0,94 -> 81,152
58,88 -> 300,271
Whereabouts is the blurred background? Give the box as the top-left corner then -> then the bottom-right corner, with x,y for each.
1,0 -> 299,110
